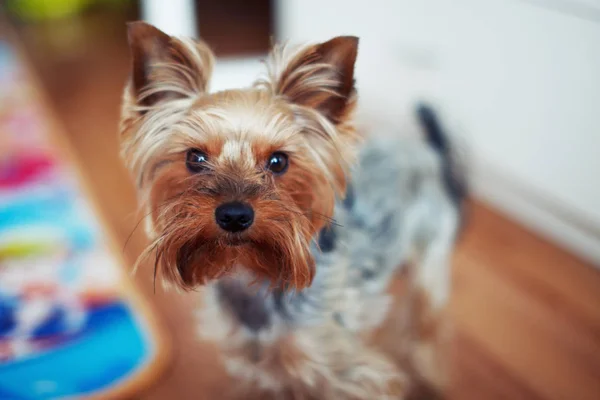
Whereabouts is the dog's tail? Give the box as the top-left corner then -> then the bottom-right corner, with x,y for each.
416,103 -> 468,213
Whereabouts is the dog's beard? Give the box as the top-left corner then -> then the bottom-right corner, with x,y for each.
141,190 -> 316,291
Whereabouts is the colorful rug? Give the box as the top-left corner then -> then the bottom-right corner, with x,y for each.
0,41 -> 165,399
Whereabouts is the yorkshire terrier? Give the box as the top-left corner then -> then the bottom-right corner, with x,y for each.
120,22 -> 466,399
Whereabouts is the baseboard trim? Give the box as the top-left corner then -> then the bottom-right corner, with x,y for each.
471,159 -> 600,267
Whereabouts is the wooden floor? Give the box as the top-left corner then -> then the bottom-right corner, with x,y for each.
5,8 -> 600,400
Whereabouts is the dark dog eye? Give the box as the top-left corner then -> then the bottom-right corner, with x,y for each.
186,149 -> 209,173
266,152 -> 289,174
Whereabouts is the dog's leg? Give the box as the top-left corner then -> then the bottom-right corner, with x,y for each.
282,321 -> 408,400
408,206 -> 458,396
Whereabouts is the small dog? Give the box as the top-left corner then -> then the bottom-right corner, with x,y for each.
120,22 -> 466,399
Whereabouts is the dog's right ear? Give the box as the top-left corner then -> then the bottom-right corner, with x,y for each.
125,21 -> 214,109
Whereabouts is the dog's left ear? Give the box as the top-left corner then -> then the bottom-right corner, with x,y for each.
126,21 -> 214,109
271,36 -> 359,124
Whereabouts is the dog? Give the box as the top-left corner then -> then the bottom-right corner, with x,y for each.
119,21 -> 466,399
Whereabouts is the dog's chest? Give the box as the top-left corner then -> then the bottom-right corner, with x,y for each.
215,276 -> 293,333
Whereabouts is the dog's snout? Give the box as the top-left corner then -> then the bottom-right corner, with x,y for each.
215,202 -> 254,232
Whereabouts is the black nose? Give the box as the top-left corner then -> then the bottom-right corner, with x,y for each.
215,202 -> 254,232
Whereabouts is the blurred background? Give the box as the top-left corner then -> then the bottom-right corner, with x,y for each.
0,0 -> 599,399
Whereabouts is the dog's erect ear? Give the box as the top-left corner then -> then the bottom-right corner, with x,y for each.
271,36 -> 359,124
126,21 -> 214,108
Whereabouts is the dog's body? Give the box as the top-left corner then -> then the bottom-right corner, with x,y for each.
199,111 -> 465,399
119,22 -> 465,399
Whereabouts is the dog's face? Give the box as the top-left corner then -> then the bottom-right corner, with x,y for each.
120,22 -> 359,290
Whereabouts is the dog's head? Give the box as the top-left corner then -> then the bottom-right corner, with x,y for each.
120,22 -> 359,290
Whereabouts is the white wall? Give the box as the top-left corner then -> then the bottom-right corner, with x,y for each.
275,0 -> 600,265
140,0 -> 198,37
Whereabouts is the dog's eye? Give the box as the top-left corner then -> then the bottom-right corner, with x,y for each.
186,149 -> 209,173
266,152 -> 289,175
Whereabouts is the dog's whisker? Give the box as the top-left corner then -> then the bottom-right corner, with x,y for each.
123,190 -> 190,253
153,246 -> 162,294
